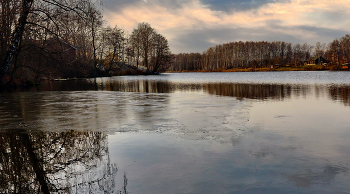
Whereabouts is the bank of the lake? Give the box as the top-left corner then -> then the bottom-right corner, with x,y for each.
166,64 -> 350,73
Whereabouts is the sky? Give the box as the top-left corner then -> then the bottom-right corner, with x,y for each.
102,0 -> 350,54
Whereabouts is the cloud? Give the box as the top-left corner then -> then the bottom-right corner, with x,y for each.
200,0 -> 291,12
103,0 -> 141,11
102,0 -> 350,53
103,0 -> 189,12
167,22 -> 350,53
296,26 -> 348,42
167,25 -> 298,53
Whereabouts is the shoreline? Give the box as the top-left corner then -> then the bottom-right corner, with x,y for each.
165,65 -> 349,73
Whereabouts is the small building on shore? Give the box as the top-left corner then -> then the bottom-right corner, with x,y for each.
305,56 -> 328,65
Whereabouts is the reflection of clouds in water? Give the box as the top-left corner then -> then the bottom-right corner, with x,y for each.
273,115 -> 291,118
0,91 -> 257,145
159,94 -> 257,143
251,148 -> 275,158
249,144 -> 299,159
244,129 -> 350,189
107,92 -> 258,144
280,145 -> 298,152
284,165 -> 348,188
230,137 -> 241,146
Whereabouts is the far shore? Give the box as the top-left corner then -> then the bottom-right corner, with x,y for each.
165,64 -> 349,73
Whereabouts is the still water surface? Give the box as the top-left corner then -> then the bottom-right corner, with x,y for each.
1,72 -> 350,193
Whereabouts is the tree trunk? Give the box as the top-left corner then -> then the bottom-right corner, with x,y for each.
109,48 -> 116,72
20,133 -> 50,194
0,0 -> 33,83
91,17 -> 97,77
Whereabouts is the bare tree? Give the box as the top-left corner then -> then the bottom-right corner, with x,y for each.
133,22 -> 155,71
130,27 -> 141,71
315,42 -> 326,57
0,0 -> 104,85
150,33 -> 172,73
102,25 -> 126,72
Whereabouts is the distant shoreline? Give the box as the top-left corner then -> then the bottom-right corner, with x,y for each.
165,65 -> 349,73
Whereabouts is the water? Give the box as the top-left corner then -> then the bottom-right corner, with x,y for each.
1,71 -> 350,193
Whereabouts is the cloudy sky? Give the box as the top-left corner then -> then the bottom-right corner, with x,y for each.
102,0 -> 350,54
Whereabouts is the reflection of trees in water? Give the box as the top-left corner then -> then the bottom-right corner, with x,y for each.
102,80 -> 314,101
24,79 -> 314,102
203,83 -> 296,100
19,79 -> 350,106
104,80 -> 173,93
0,130 -> 126,194
103,80 -> 350,105
328,85 -> 350,106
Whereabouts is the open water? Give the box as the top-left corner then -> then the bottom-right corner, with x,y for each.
1,71 -> 350,193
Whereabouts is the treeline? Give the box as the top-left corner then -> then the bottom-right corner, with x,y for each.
0,0 -> 171,86
170,35 -> 350,71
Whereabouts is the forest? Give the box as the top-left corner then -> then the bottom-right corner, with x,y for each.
0,0 -> 172,86
169,35 -> 350,72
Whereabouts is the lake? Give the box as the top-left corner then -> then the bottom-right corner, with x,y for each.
1,71 -> 350,193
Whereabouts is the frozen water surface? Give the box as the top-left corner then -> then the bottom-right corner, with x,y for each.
1,72 -> 350,193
